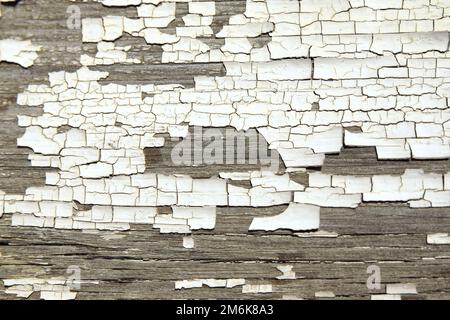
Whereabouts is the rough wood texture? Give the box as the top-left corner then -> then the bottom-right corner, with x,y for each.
0,0 -> 449,300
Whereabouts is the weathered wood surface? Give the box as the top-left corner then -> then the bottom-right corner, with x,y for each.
0,0 -> 449,300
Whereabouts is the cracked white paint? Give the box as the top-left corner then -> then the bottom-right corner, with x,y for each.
249,203 -> 320,232
242,284 -> 273,294
0,0 -> 447,237
81,42 -> 141,66
370,282 -> 418,300
427,233 -> 450,244
314,291 -> 335,299
175,278 -> 246,290
299,169 -> 450,208
2,278 -> 82,300
175,277 -> 272,295
276,265 -> 296,280
386,283 -> 418,295
294,230 -> 339,238
182,235 -> 194,249
282,295 -> 303,300
371,294 -> 402,300
0,39 -> 41,67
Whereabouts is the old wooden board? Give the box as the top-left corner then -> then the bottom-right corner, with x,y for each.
0,0 -> 449,300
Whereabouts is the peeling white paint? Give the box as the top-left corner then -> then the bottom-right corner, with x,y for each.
3,278 -> 80,300
242,284 -> 272,294
427,233 -> 450,245
249,203 -> 320,232
298,169 -> 450,209
182,236 -> 195,249
0,0 -> 447,238
386,283 -> 418,295
371,294 -> 402,300
294,230 -> 339,238
0,39 -> 40,67
175,278 -> 246,290
276,265 -> 296,280
314,291 -> 336,299
81,42 -> 141,66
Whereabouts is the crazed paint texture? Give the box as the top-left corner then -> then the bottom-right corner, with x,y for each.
2,277 -> 98,300
0,0 -> 449,300
1,0 -> 448,235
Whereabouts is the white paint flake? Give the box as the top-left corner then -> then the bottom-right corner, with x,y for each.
386,283 -> 418,295
182,236 -> 195,249
249,203 -> 320,232
81,42 -> 141,66
242,284 -> 272,294
175,278 -> 246,290
3,278 -> 80,300
371,294 -> 402,300
276,265 -> 296,280
314,291 -> 336,299
0,39 -> 41,67
427,233 -> 450,245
